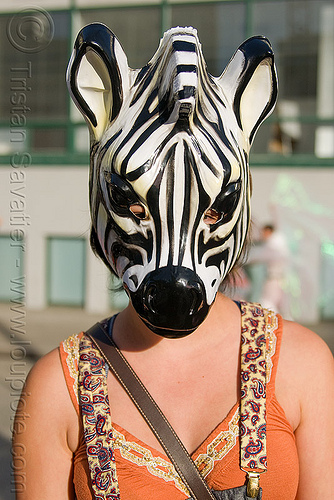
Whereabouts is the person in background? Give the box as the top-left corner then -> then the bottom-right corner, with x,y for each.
247,224 -> 290,316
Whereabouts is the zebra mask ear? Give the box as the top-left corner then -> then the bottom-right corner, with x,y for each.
218,36 -> 278,147
66,23 -> 129,142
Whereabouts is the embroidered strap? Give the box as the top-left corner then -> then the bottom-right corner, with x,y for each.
239,302 -> 267,497
78,332 -> 120,500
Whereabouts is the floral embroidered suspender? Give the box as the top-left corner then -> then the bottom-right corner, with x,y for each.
239,303 -> 268,496
78,337 -> 121,499
78,302 -> 272,499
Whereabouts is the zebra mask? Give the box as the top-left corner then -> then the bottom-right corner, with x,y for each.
67,24 -> 277,338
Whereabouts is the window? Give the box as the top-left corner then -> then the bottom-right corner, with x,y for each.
80,7 -> 161,69
0,1 -> 333,164
0,12 -> 70,155
251,0 -> 334,158
47,237 -> 86,307
171,2 -> 246,76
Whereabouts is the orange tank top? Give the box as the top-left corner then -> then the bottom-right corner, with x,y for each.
59,307 -> 299,500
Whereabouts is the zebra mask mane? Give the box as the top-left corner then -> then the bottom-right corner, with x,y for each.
67,24 -> 277,338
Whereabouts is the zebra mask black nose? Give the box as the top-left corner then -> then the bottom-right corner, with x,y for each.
67,24 -> 277,337
130,267 -> 208,338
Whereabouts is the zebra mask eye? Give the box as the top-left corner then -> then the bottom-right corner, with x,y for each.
67,24 -> 277,338
204,182 -> 242,226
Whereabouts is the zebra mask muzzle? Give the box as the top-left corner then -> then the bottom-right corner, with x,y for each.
67,24 -> 277,338
131,266 -> 208,338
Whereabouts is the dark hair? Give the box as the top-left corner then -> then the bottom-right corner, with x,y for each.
90,225 -> 117,276
219,222 -> 252,293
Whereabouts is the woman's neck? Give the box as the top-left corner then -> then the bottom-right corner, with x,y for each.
112,292 -> 241,355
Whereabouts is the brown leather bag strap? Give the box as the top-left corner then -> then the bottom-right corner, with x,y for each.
86,321 -> 215,500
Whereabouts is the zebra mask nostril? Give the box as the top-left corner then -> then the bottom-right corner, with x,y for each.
145,284 -> 158,314
144,283 -> 201,317
130,266 -> 210,338
189,289 -> 204,315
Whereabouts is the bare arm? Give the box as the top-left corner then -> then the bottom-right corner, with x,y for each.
12,348 -> 79,499
295,331 -> 334,499
278,321 -> 334,499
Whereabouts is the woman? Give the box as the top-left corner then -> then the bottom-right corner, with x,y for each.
13,24 -> 334,499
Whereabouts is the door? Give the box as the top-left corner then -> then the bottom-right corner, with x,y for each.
47,237 -> 86,307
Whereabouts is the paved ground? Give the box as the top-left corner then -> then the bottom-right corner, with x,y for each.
0,302 -> 333,499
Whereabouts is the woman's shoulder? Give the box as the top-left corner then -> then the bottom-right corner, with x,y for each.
280,319 -> 334,401
17,348 -> 72,437
27,331 -> 83,393
26,347 -> 65,390
13,347 -> 81,497
21,345 -> 80,452
276,318 -> 334,430
280,318 -> 333,370
278,320 -> 334,495
23,347 -> 74,417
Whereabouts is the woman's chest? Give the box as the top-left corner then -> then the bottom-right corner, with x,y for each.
105,348 -> 240,456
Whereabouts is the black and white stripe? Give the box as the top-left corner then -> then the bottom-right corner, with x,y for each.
67,24 -> 277,334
